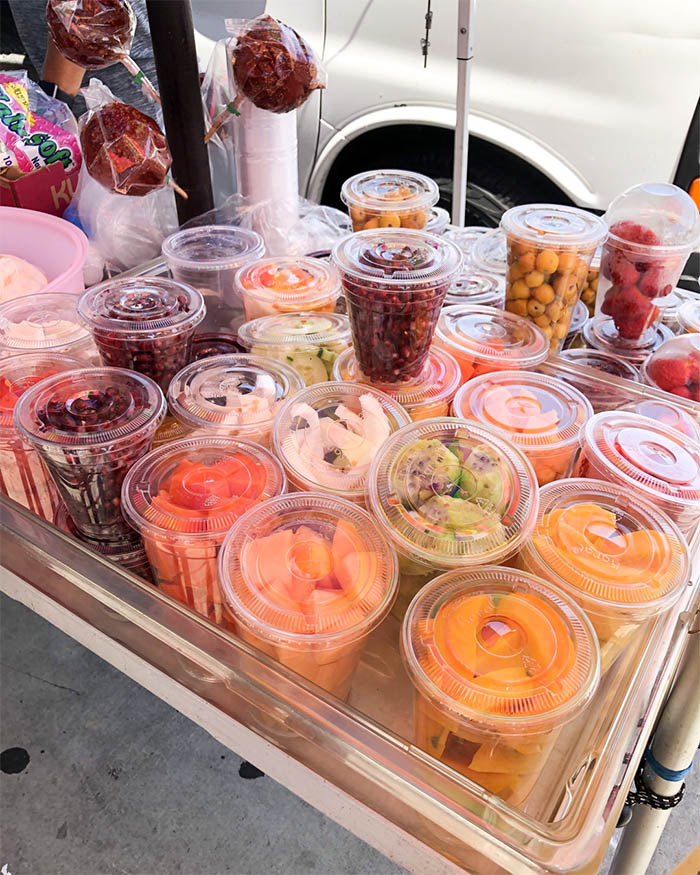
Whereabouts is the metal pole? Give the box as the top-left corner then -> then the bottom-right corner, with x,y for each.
451,0 -> 474,227
609,627 -> 700,875
145,0 -> 214,224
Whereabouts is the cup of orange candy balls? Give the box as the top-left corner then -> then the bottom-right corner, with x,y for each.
341,169 -> 439,233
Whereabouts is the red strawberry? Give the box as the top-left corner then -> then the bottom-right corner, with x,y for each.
648,358 -> 691,391
601,286 -> 621,316
610,254 -> 639,286
638,266 -> 672,298
669,385 -> 692,399
610,221 -> 660,246
611,285 -> 655,339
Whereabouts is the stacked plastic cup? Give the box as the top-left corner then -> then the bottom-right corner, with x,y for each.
0,293 -> 98,362
471,228 -> 507,276
219,492 -> 398,698
341,169 -> 439,232
122,436 -> 286,628
425,207 -> 450,236
443,226 -> 491,264
15,367 -> 165,540
236,257 -> 341,322
582,318 -> 674,366
678,299 -> 700,334
443,271 -> 505,308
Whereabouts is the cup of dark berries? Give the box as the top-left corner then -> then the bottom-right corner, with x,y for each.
78,277 -> 206,391
331,229 -> 461,383
14,367 -> 166,541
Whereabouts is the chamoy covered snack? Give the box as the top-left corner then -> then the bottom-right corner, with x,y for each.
434,304 -> 549,383
15,366 -> 165,539
47,0 -> 135,68
219,493 -> 398,698
0,293 -> 97,361
642,334 -> 700,401
453,371 -> 592,486
622,399 -> 700,441
168,353 -> 304,448
78,277 -> 205,391
0,352 -> 83,519
583,318 -> 674,367
501,205 -> 607,353
341,170 -> 439,233
678,299 -> 700,334
519,479 -> 689,671
443,271 -> 505,309
576,411 -> 700,537
368,418 -> 538,619
273,382 -> 410,503
123,436 -> 285,627
401,567 -> 599,803
0,255 -> 48,302
237,312 -> 351,385
332,230 -> 461,383
594,183 -> 700,346
236,257 -> 341,321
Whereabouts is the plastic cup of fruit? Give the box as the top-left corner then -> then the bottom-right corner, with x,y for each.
575,411 -> 700,538
594,183 -> 700,347
579,247 -> 601,317
332,345 -> 461,421
425,207 -> 450,236
332,229 -> 462,383
621,399 -> 700,441
443,270 -> 505,308
219,492 -> 398,699
401,566 -> 599,803
235,256 -> 341,323
501,204 -> 608,354
341,169 -> 439,232
471,228 -> 507,276
0,292 -> 98,362
191,332 -> 244,360
367,417 -> 539,620
237,312 -> 351,385
641,334 -> 700,403
161,225 -> 265,332
0,352 -> 84,519
434,303 -> 550,383
168,353 -> 304,449
453,371 -> 593,487
678,300 -> 700,335
78,277 -> 205,392
518,478 -> 690,672
15,367 -> 166,540
557,349 -> 640,413
273,381 -> 411,504
122,436 -> 286,628
443,226 -> 491,264
583,318 -> 674,367
563,299 -> 589,349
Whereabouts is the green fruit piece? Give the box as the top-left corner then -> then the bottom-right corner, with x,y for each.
394,439 -> 461,505
284,351 -> 328,385
420,495 -> 489,531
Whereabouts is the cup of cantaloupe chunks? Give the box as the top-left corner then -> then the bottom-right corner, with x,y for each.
218,493 -> 399,699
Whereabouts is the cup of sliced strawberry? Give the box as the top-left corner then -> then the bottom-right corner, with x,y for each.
642,334 -> 700,402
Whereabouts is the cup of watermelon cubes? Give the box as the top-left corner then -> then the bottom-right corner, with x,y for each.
401,567 -> 600,804
594,183 -> 700,347
641,333 -> 700,403
219,493 -> 399,699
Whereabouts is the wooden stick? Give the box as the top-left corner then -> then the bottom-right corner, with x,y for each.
121,56 -> 162,106
167,177 -> 188,199
203,96 -> 242,144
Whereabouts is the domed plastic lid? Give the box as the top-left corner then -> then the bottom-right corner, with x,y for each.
443,271 -> 505,307
78,277 -> 205,335
471,229 -> 507,274
529,479 -> 689,610
219,493 -> 398,644
191,332 -> 244,361
581,412 -> 700,510
0,352 -> 84,431
401,567 -> 599,733
162,225 -> 265,271
368,418 -> 538,567
641,334 -> 700,401
237,312 -> 351,350
443,225 -> 491,260
273,381 -> 411,500
340,169 -> 439,212
168,353 -> 304,432
426,207 -> 450,235
453,371 -> 592,453
622,399 -> 700,442
559,348 -> 639,381
331,229 -> 462,289
678,300 -> 700,334
122,436 -> 285,539
604,183 -> 700,252
584,318 -> 674,361
568,300 -> 588,336
235,257 -> 341,308
656,289 -> 684,324
435,304 -> 549,369
501,204 -> 607,251
332,346 -> 461,415
0,293 -> 92,351
15,367 -> 165,448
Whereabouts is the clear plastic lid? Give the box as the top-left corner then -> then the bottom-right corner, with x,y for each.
558,348 -> 639,381
122,436 -> 286,539
273,381 -> 411,500
471,229 -> 507,274
235,257 -> 341,308
584,318 -> 674,362
332,346 -> 461,416
604,183 -> 700,253
191,332 -> 244,361
641,333 -> 700,402
580,412 -> 700,512
367,418 -> 538,568
527,478 -> 689,610
219,493 -> 398,645
443,271 -> 505,308
237,312 -> 351,351
0,352 -> 84,431
426,207 -> 450,235
656,289 -> 684,325
168,354 -> 304,433
401,567 -> 599,733
0,293 -> 93,352
435,304 -> 550,369
162,225 -> 265,271
331,229 -> 462,289
621,399 -> 700,442
568,300 -> 589,336
443,225 -> 491,260
78,277 -> 205,336
678,300 -> 700,334
453,371 -> 592,454
501,204 -> 607,252
15,367 -> 165,448
340,169 -> 439,213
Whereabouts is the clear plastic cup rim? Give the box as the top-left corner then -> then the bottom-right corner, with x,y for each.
500,203 -> 608,250
558,348 -> 640,381
235,257 -> 341,306
0,351 -> 86,432
340,169 -> 440,213
237,312 -> 351,349
0,292 -> 92,351
162,225 -> 265,271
